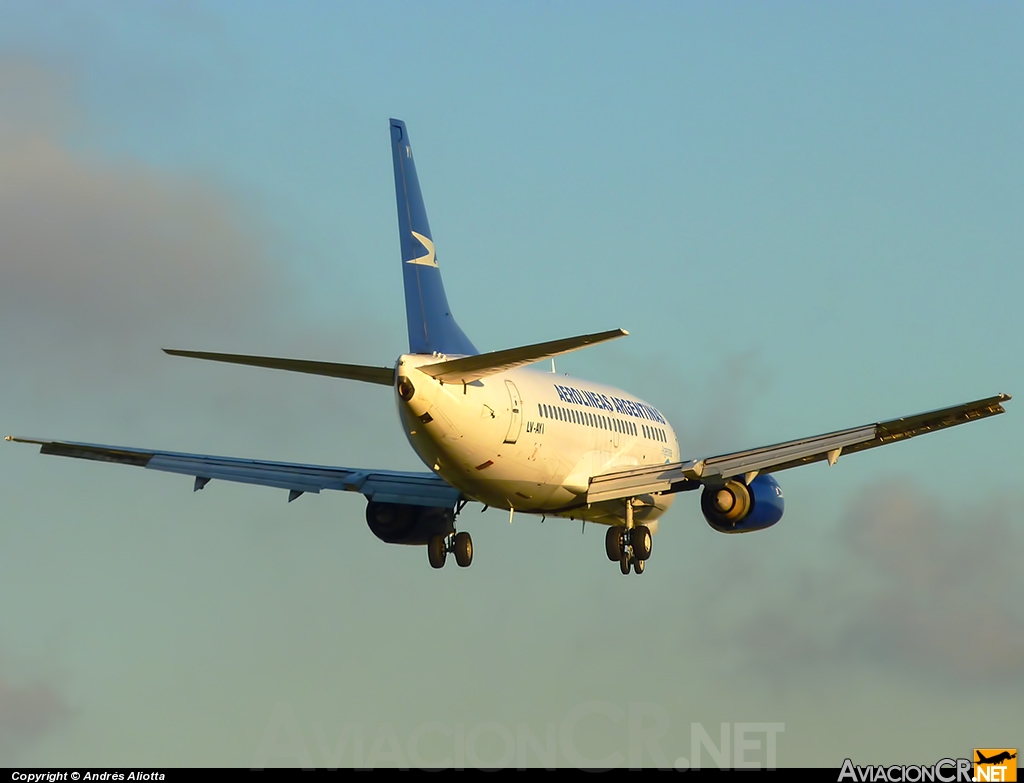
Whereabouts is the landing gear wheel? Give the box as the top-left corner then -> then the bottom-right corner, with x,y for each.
427,535 -> 447,569
619,552 -> 631,575
606,525 -> 626,562
453,531 -> 473,567
632,557 -> 646,575
631,525 -> 652,561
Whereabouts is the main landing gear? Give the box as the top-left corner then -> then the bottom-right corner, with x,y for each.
605,499 -> 651,575
427,530 -> 473,569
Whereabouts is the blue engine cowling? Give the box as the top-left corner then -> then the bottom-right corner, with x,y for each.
700,474 -> 784,533
365,501 -> 455,545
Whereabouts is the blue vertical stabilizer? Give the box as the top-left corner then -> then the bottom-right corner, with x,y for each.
390,119 -> 477,356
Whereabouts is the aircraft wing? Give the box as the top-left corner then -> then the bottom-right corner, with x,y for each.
586,394 -> 1010,504
5,437 -> 460,507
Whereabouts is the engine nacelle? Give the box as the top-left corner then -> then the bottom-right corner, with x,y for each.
365,501 -> 455,545
700,474 -> 784,534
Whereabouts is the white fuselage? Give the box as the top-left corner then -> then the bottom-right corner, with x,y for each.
395,354 -> 680,529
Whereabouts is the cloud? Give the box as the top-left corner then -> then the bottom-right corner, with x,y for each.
696,477 -> 1024,685
0,59 -> 74,138
609,345 -> 774,457
0,671 -> 69,760
0,58 -> 277,383
836,479 -> 1024,675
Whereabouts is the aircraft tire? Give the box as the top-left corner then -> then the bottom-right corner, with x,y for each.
606,525 -> 625,562
619,552 -> 631,575
633,557 -> 645,575
631,525 -> 652,561
427,535 -> 447,569
453,531 -> 473,567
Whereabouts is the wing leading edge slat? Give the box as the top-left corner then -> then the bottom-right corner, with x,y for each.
586,394 -> 1010,504
6,437 -> 459,507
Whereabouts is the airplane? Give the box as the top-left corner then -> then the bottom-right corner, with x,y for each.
8,119 -> 1012,576
976,751 -> 1016,765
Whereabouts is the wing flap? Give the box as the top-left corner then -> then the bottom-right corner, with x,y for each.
163,350 -> 395,386
419,329 -> 628,384
7,437 -> 459,507
585,393 -> 1010,504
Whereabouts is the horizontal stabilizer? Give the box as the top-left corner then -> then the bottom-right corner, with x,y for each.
163,349 -> 395,386
419,328 -> 628,384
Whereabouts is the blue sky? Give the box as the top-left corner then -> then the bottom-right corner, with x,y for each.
1,1 -> 1021,768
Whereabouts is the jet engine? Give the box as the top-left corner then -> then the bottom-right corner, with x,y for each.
700,474 -> 784,533
365,501 -> 455,545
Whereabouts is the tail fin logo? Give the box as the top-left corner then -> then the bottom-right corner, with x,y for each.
408,231 -> 438,267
